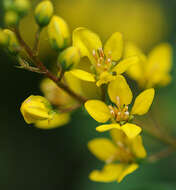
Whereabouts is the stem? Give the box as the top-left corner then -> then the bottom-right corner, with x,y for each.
33,27 -> 42,55
148,146 -> 175,163
101,85 -> 106,101
14,27 -> 87,104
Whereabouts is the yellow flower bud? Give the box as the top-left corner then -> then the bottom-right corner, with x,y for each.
48,16 -> 70,51
0,29 -> 9,47
3,0 -> 14,11
58,46 -> 81,70
14,0 -> 30,16
3,29 -> 20,54
4,11 -> 19,27
35,0 -> 54,27
20,95 -> 53,124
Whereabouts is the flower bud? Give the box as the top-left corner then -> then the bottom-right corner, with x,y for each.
35,112 -> 70,130
58,46 -> 81,70
3,0 -> 14,11
0,29 -> 9,47
4,11 -> 19,27
3,29 -> 20,54
35,0 -> 54,27
14,0 -> 30,17
20,95 -> 53,124
48,16 -> 70,51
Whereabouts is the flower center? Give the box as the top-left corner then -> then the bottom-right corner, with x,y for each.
109,96 -> 130,123
92,48 -> 112,74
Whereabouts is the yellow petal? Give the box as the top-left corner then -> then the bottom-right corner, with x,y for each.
69,69 -> 95,82
147,43 -> 172,74
124,42 -> 146,81
85,100 -> 111,123
73,27 -> 102,64
131,88 -> 155,115
88,139 -> 117,162
112,56 -> 139,75
96,71 -> 116,87
158,73 -> 172,86
110,129 -> 126,144
117,163 -> 139,183
20,95 -> 52,124
108,75 -> 133,105
104,32 -> 123,61
89,164 -> 124,183
130,135 -> 147,159
121,123 -> 142,139
96,124 -> 121,132
35,113 -> 70,130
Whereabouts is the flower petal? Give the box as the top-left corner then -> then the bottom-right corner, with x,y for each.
112,56 -> 139,75
73,27 -> 102,64
96,124 -> 121,132
88,139 -> 117,162
35,113 -> 70,130
104,32 -> 123,61
121,123 -> 142,139
96,71 -> 116,87
85,100 -> 111,123
69,69 -> 95,82
110,129 -> 126,144
130,135 -> 147,159
131,88 -> 155,115
108,75 -> 133,105
89,164 -> 124,183
147,43 -> 172,74
124,42 -> 146,81
117,163 -> 139,183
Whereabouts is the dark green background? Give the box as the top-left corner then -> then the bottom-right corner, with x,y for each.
1,0 -> 176,189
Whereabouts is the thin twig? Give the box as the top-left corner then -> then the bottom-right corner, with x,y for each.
33,27 -> 42,56
148,146 -> 175,163
13,27 -> 87,104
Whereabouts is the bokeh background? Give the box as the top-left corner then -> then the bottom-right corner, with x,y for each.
1,0 -> 176,189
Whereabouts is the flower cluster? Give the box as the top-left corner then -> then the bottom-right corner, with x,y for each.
0,0 -> 173,184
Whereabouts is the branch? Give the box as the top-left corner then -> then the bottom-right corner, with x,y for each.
13,27 -> 87,104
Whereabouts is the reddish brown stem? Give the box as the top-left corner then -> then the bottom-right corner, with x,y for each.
14,27 -> 87,104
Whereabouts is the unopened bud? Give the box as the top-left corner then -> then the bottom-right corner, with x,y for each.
58,46 -> 81,70
48,16 -> 70,51
3,29 -> 20,54
0,29 -> 9,47
14,0 -> 30,17
4,11 -> 19,27
3,0 -> 14,11
35,0 -> 54,27
20,95 -> 53,124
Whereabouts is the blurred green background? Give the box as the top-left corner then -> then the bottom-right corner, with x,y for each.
1,0 -> 176,189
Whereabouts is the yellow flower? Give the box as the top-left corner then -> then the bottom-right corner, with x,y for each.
35,0 -> 53,27
88,129 -> 147,183
125,42 -> 173,88
70,27 -> 139,86
48,15 -> 70,51
35,112 -> 70,130
20,95 -> 53,124
85,75 -> 155,138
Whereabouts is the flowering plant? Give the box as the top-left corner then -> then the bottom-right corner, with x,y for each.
0,0 -> 175,184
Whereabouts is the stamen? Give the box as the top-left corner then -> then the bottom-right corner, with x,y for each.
116,96 -> 120,107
